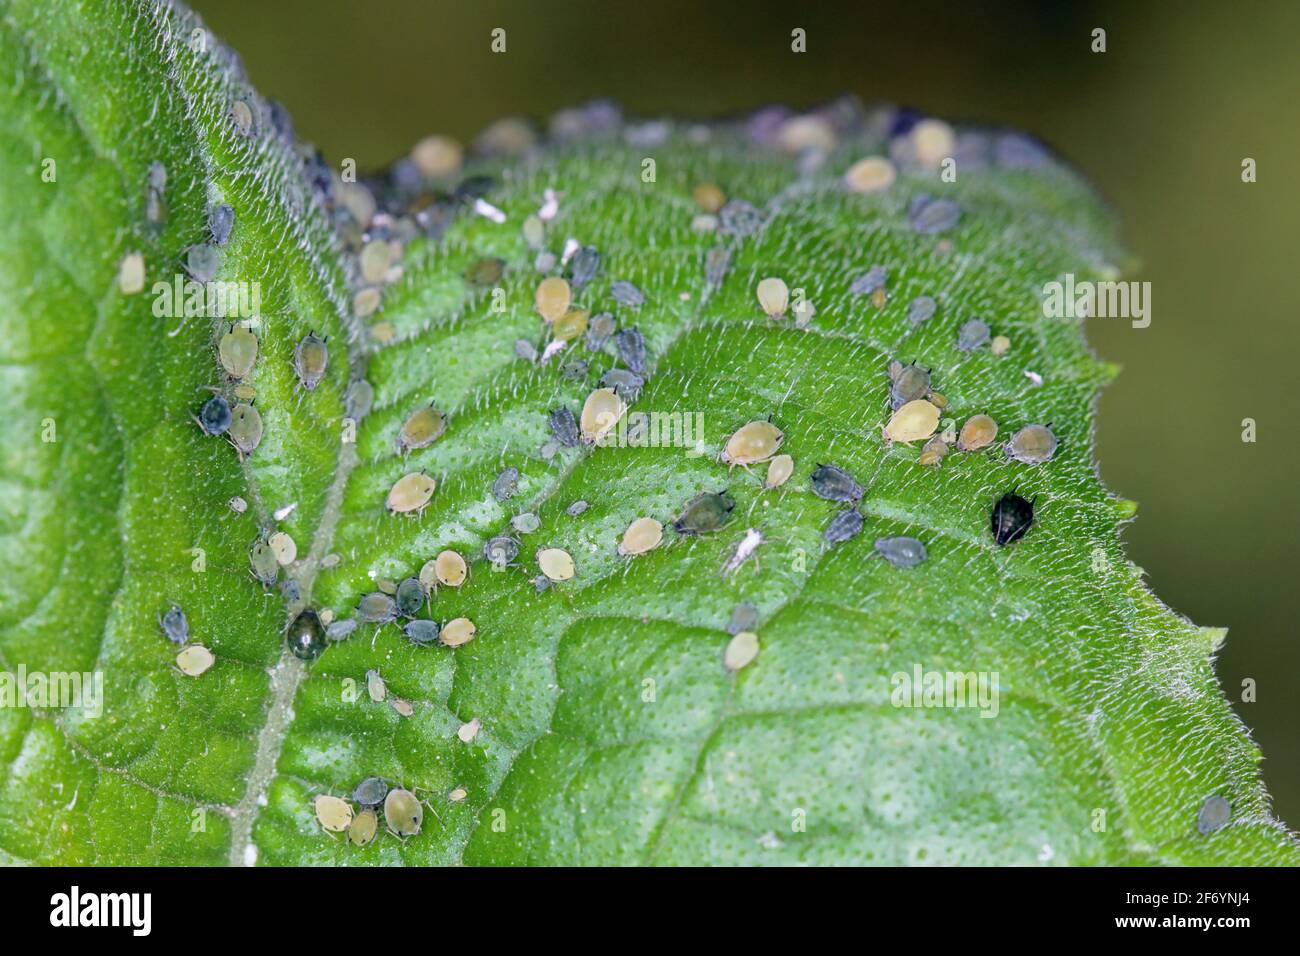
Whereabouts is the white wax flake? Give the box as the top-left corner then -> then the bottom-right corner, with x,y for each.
540,339 -> 567,364
538,189 -> 560,221
273,502 -> 297,522
1024,370 -> 1044,386
560,237 -> 580,265
243,844 -> 258,866
1038,843 -> 1054,863
757,832 -> 783,850
722,528 -> 763,576
473,198 -> 506,223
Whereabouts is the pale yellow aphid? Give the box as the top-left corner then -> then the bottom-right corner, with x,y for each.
756,277 -> 789,318
693,182 -> 726,214
268,531 -> 297,566
552,308 -> 589,343
448,787 -> 468,802
884,399 -> 941,443
535,276 -> 571,323
383,788 -> 423,838
228,403 -> 263,457
580,387 -> 626,444
433,550 -> 468,588
844,156 -> 897,194
778,115 -> 836,153
218,324 -> 258,380
765,454 -> 795,489
411,135 -> 463,178
911,119 -> 956,169
991,335 -> 1011,356
390,697 -> 414,718
369,321 -> 396,345
723,420 -> 784,466
118,252 -> 145,294
354,287 -> 381,317
918,436 -> 948,467
957,414 -> 998,452
618,517 -> 663,556
359,239 -> 393,285
537,548 -> 576,581
348,809 -> 378,847
314,794 -> 353,833
366,669 -> 386,703
1004,424 -> 1058,464
457,718 -> 482,743
386,472 -> 436,513
229,98 -> 254,137
418,559 -> 438,592
396,405 -> 446,453
233,384 -> 257,403
723,631 -> 760,672
440,617 -> 477,648
319,609 -> 335,626
176,645 -> 215,677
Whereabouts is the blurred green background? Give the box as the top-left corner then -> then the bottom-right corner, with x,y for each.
192,0 -> 1300,826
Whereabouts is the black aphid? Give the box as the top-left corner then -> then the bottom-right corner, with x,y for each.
823,509 -> 865,545
454,175 -> 495,202
613,327 -> 646,374
159,604 -> 188,644
549,407 -> 580,448
394,577 -> 426,618
286,609 -> 327,661
991,492 -> 1035,546
209,203 -> 234,246
570,246 -> 600,290
1196,795 -> 1231,835
403,619 -> 441,646
196,395 -> 232,435
352,776 -> 389,808
610,280 -> 645,308
493,467 -> 520,501
809,464 -> 863,503
673,491 -> 736,536
484,535 -> 520,566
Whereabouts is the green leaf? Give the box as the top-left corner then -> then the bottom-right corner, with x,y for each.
0,0 -> 1294,866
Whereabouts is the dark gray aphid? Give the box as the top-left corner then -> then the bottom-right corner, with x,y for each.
145,162 -> 167,225
705,246 -> 731,289
286,609 -> 327,661
403,619 -> 441,646
610,280 -> 645,308
566,500 -> 589,517
890,362 -> 931,410
484,534 -> 520,566
147,161 -> 167,192
907,295 -> 937,325
493,467 -> 520,501
345,379 -> 374,421
559,359 -> 589,381
910,196 -> 961,235
849,266 -> 887,296
209,203 -> 234,246
874,536 -> 928,568
613,327 -> 646,374
810,464 -> 863,503
394,577 -> 426,618
279,579 -> 301,604
184,243 -> 222,283
569,245 -> 600,290
673,491 -> 736,535
600,367 -> 644,402
325,618 -> 358,641
1196,795 -> 1231,835
991,492 -> 1034,546
824,509 -> 865,545
355,591 -> 398,624
352,776 -> 389,808
159,604 -> 188,644
585,312 -> 616,351
294,332 -> 329,390
956,319 -> 990,352
549,407 -> 579,448
196,395 -> 232,436
718,200 -> 763,237
727,602 -> 758,635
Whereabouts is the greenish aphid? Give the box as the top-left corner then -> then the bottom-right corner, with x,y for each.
184,243 -> 222,283
1197,795 -> 1231,835
403,619 -> 441,646
874,536 -> 928,568
355,591 -> 397,624
218,323 -> 258,380
352,777 -> 389,808
227,403 -> 263,457
286,609 -> 326,661
464,256 -> 504,286
383,788 -> 423,838
348,809 -> 378,847
346,379 -> 374,421
159,603 -> 188,644
394,577 -> 426,618
195,394 -> 232,436
511,512 -> 540,535
294,331 -> 329,390
889,361 -> 931,410
209,203 -> 234,246
249,537 -> 279,587
396,404 -> 445,453
673,491 -> 736,535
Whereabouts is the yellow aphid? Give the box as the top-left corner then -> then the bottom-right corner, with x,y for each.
723,420 -> 784,466
911,119 -> 956,168
369,321 -> 396,345
457,718 -> 481,743
885,399 -> 941,443
434,550 -> 468,587
119,252 -> 146,294
410,135 -> 463,178
218,324 -> 258,380
386,472 -> 436,513
354,287 -> 381,317
359,239 -> 393,284
232,384 -> 256,402
618,517 -> 663,556
268,531 -> 297,566
991,335 -> 1011,356
397,405 -> 446,453
383,788 -> 423,837
957,414 -> 998,452
366,669 -> 386,703
844,157 -> 896,193
535,276 -> 571,323
779,115 -> 836,153
348,809 -> 378,846
441,617 -> 477,647
765,454 -> 794,489
552,308 -> 589,342
314,795 -> 353,833
693,182 -> 726,214
580,387 -> 625,444
390,697 -> 414,718
918,436 -> 948,467
448,787 -> 468,802
756,277 -> 789,318
537,548 -> 576,581
723,631 -> 760,672
175,645 -> 215,677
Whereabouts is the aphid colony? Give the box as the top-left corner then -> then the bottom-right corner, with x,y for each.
312,775 -> 459,846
